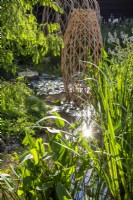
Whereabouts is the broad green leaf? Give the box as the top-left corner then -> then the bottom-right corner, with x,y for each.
22,134 -> 35,147
30,148 -> 39,165
54,141 -> 81,157
53,112 -> 65,128
102,49 -> 108,58
56,182 -> 72,200
19,152 -> 33,164
17,189 -> 24,196
35,138 -> 45,157
42,152 -> 52,161
23,176 -> 32,187
36,181 -> 54,191
24,169 -> 30,177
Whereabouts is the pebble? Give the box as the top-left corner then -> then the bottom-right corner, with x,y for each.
31,74 -> 65,95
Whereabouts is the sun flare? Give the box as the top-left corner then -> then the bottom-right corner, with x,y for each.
82,124 -> 93,138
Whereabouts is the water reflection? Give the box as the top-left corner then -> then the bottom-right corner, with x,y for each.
73,105 -> 94,138
82,123 -> 93,138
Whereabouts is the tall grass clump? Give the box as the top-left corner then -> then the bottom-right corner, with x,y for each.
83,41 -> 133,199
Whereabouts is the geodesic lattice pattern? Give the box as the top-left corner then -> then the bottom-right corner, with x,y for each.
42,0 -> 100,35
41,0 -> 102,102
61,9 -> 103,101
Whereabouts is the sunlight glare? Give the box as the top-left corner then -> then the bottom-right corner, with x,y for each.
82,124 -> 93,138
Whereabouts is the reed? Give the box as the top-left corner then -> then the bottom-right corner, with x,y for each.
81,43 -> 133,199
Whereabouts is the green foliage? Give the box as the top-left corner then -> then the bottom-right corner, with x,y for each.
83,41 -> 133,199
1,0 -> 63,74
56,182 -> 72,200
0,134 -> 74,199
1,78 -> 46,138
101,18 -> 133,53
1,17 -> 133,200
0,126 -> 108,199
53,112 -> 65,128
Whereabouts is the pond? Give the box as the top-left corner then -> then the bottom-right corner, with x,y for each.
31,73 -> 95,137
0,72 -> 95,155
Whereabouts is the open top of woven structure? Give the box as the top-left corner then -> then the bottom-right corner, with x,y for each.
42,0 -> 100,35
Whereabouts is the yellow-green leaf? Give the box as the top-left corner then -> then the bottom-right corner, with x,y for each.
30,148 -> 39,165
18,189 -> 24,196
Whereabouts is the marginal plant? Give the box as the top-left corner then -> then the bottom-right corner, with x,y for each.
80,42 -> 133,199
101,18 -> 133,54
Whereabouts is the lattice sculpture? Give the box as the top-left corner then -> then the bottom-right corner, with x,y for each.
41,0 -> 102,102
61,9 -> 103,101
42,0 -> 100,35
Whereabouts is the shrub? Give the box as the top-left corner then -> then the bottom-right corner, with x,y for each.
1,78 -> 46,139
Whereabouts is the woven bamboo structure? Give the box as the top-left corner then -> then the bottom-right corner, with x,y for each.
42,0 -> 100,35
61,9 -> 103,101
41,0 -> 102,103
